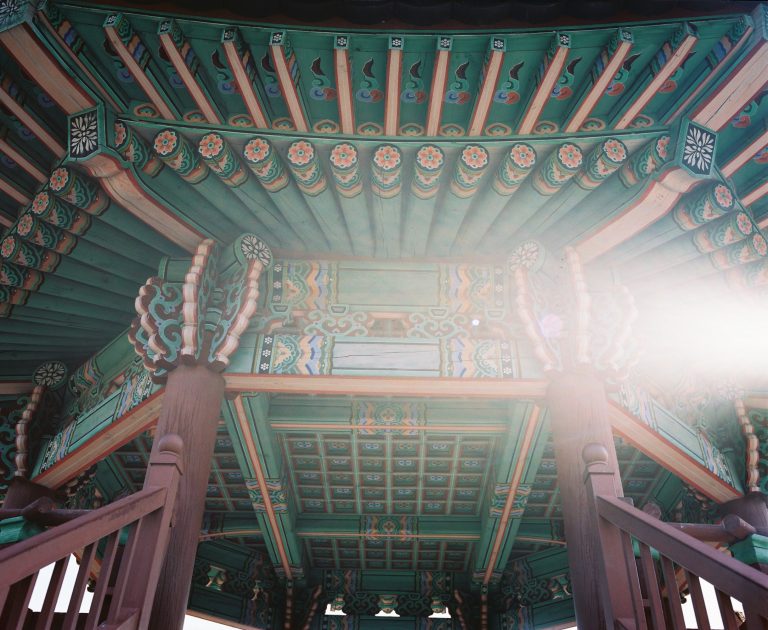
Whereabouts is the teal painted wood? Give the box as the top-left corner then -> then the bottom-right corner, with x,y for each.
285,139 -> 350,251
453,143 -> 536,255
606,182 -> 737,266
197,132 -> 297,248
428,145 -> 490,256
402,144 -> 446,257
4,291 -> 132,323
517,138 -> 629,237
484,143 -> 584,251
242,136 -> 330,251
152,128 -> 294,248
328,142 -> 374,256
370,144 -> 403,258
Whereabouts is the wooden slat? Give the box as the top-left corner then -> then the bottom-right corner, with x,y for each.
384,38 -> 403,136
638,543 -> 665,628
426,39 -> 451,136
715,589 -> 739,630
1,575 -> 36,630
621,530 -> 648,630
597,496 -> 768,618
35,557 -> 68,630
518,34 -> 569,135
83,532 -> 120,630
62,544 -> 97,630
660,557 -> 686,630
685,571 -> 712,630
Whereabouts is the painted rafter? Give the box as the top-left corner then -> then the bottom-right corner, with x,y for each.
0,171 -> 30,205
0,132 -> 46,183
0,15 -> 93,115
518,32 -> 571,135
269,31 -> 309,133
468,37 -> 506,137
614,23 -> 698,130
692,7 -> 768,131
564,28 -> 633,133
746,182 -> 768,224
384,35 -> 404,136
103,13 -> 177,120
0,71 -> 64,158
426,36 -> 452,137
333,35 -> 355,135
221,27 -> 269,129
721,127 -> 768,178
158,19 -> 222,125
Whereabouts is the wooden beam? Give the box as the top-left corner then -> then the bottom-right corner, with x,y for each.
233,395 -> 293,580
32,391 -> 164,489
721,127 -> 768,178
692,9 -> 768,132
615,25 -> 698,130
0,381 -> 33,395
221,29 -> 269,129
426,36 -> 452,137
609,401 -> 742,503
0,173 -> 29,205
77,151 -> 202,252
746,182 -> 768,222
333,35 -> 355,135
103,13 -> 176,120
565,29 -> 633,133
518,32 -> 570,135
268,31 -> 309,133
158,19 -> 221,124
468,37 -> 506,137
384,36 -> 404,136
575,167 -> 697,263
224,373 -> 549,398
0,24 -> 93,113
0,80 -> 64,157
483,405 -> 540,584
0,137 -> 46,183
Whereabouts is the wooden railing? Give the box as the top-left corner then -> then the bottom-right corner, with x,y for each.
583,443 -> 768,630
0,434 -> 183,630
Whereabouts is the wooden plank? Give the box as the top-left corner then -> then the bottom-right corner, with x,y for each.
660,557 -> 686,630
269,32 -> 309,132
715,589 -> 739,630
35,557 -> 68,630
0,137 -> 46,183
468,39 -> 505,136
638,543 -> 665,628
221,33 -> 269,128
518,33 -> 569,135
0,81 -> 64,157
721,127 -> 768,177
685,571 -> 712,630
224,373 -> 549,398
62,544 -> 97,630
334,39 -> 355,135
426,38 -> 451,136
83,532 -> 120,630
384,38 -> 403,136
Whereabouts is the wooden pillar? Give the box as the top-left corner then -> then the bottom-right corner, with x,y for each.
148,364 -> 225,630
547,369 -> 623,630
722,492 -> 768,575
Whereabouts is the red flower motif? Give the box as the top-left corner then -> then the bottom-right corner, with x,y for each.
288,141 -> 314,166
558,144 -> 583,169
1,236 -> 15,258
656,136 -> 670,159
244,138 -> 270,163
754,235 -> 767,256
374,146 -> 401,170
461,145 -> 488,169
509,144 -> 535,169
737,213 -> 753,236
199,134 -> 224,159
114,122 -> 127,147
603,139 -> 627,163
330,144 -> 357,168
416,145 -> 444,170
32,192 -> 49,215
714,185 -> 734,209
153,130 -> 177,156
49,168 -> 69,191
16,214 -> 33,236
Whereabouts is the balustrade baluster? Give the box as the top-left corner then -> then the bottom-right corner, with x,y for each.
743,608 -> 768,630
685,571 -> 712,630
2,574 -> 36,630
84,531 -> 120,630
714,589 -> 739,630
638,543 -> 665,628
659,557 -> 686,630
620,529 -> 648,629
63,544 -> 98,630
36,556 -> 69,630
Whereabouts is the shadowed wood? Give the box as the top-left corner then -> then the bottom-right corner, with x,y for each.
639,542 -> 665,628
660,557 -> 686,630
62,544 -> 98,630
148,364 -> 225,630
35,556 -> 68,630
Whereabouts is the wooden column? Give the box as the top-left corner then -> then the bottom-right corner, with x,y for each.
547,369 -> 623,630
148,364 -> 225,630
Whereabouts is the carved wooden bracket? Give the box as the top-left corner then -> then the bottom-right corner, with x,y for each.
511,240 -> 638,381
129,234 -> 273,383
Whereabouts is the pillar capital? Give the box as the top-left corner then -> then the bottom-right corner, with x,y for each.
129,234 -> 273,383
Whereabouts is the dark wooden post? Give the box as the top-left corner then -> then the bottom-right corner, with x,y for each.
147,365 -> 225,630
547,369 -> 624,630
722,492 -> 768,575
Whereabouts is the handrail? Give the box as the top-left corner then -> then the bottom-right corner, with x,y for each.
597,494 -> 768,618
0,486 -> 166,588
0,433 -> 184,630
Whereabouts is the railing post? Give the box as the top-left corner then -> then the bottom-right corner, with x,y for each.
102,434 -> 184,630
583,443 -> 647,629
547,369 -> 624,629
